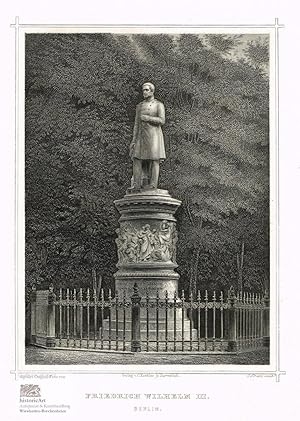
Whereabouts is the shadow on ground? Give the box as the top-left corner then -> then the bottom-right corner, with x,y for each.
25,346 -> 269,365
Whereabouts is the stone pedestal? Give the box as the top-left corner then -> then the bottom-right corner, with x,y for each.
109,188 -> 197,345
33,290 -> 56,348
114,189 -> 181,296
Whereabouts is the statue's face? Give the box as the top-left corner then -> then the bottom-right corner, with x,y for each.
142,85 -> 153,99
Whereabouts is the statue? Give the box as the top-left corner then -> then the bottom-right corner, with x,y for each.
157,220 -> 172,261
128,82 -> 166,192
137,224 -> 155,261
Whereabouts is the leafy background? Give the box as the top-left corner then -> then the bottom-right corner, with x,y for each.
25,33 -> 269,297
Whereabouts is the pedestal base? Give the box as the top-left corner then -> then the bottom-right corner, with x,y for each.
112,188 -> 193,348
114,263 -> 179,297
102,310 -> 198,342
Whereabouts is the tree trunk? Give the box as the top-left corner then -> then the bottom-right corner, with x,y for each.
97,274 -> 102,300
184,196 -> 195,226
237,241 -> 245,292
189,247 -> 201,297
92,268 -> 97,290
92,269 -> 102,299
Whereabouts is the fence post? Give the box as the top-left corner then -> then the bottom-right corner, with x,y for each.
227,286 -> 237,352
47,284 -> 56,347
30,285 -> 37,344
131,283 -> 141,352
263,290 -> 270,347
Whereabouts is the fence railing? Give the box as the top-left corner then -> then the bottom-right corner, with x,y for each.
30,284 -> 269,353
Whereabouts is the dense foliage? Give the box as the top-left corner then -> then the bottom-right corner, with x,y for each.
25,33 -> 269,294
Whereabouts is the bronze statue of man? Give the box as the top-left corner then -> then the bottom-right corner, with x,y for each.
129,82 -> 166,191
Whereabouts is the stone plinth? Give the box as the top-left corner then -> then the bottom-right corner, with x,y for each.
111,188 -> 197,344
32,290 -> 56,348
114,189 -> 181,297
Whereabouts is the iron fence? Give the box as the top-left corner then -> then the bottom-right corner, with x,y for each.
30,284 -> 269,353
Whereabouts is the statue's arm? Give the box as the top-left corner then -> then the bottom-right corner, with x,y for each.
142,102 -> 165,125
130,106 -> 139,156
132,106 -> 139,142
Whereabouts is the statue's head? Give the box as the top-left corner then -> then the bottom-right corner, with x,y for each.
142,82 -> 155,98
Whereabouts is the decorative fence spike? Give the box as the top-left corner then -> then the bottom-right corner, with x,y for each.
189,290 -> 193,351
108,289 -> 112,350
165,290 -> 168,352
238,291 -> 242,349
100,289 -> 104,350
204,290 -> 208,351
122,292 -> 126,352
146,289 -> 149,352
263,290 -> 270,347
181,290 -> 185,351
59,288 -> 62,347
73,288 -> 77,347
115,290 -> 119,351
131,284 -> 141,352
156,290 -> 159,352
197,290 -> 201,351
220,291 -> 224,350
227,287 -> 237,352
86,288 -> 90,348
66,288 -> 70,347
212,291 -> 216,351
254,293 -> 258,347
173,290 -> 177,352
79,288 -> 83,348
93,288 -> 97,348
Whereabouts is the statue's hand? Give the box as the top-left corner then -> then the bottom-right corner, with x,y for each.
140,114 -> 150,122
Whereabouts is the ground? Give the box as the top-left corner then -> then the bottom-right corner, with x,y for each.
25,346 -> 269,365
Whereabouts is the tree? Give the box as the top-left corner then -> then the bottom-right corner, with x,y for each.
244,37 -> 269,72
130,34 -> 269,292
25,33 -> 269,295
204,34 -> 242,56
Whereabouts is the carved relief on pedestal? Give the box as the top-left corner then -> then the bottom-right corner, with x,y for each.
115,220 -> 178,264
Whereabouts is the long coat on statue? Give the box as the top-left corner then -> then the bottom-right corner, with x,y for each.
131,99 -> 166,160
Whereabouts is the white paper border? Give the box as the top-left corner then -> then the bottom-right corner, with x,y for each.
12,18 -> 284,380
